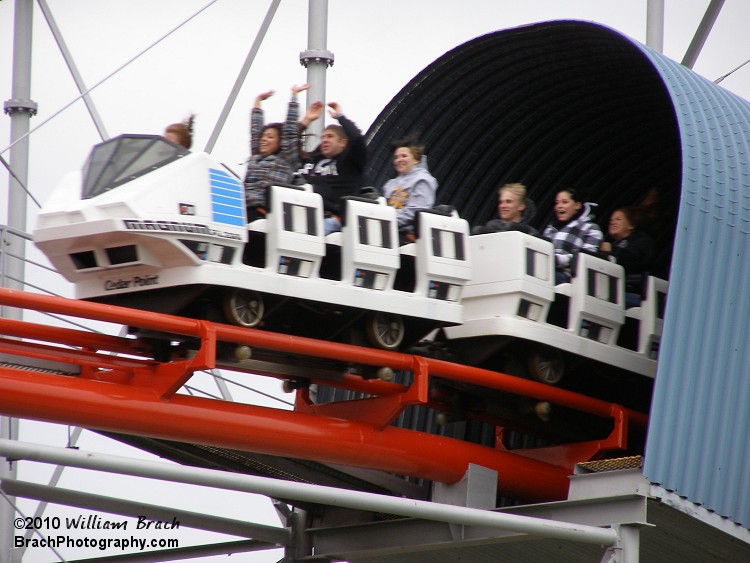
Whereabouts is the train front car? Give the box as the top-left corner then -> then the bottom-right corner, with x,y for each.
33,134 -> 472,352
33,134 -> 247,317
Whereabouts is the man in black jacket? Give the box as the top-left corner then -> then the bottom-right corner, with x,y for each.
300,102 -> 366,234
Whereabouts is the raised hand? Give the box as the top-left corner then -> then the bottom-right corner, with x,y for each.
301,101 -> 324,126
254,90 -> 275,108
292,83 -> 311,97
327,102 -> 342,119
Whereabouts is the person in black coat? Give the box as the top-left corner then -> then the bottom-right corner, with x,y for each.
299,101 -> 366,234
600,205 -> 655,307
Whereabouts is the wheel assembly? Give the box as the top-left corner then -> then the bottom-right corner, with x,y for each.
527,345 -> 565,385
223,289 -> 264,328
376,367 -> 394,381
365,312 -> 405,350
234,345 -> 252,361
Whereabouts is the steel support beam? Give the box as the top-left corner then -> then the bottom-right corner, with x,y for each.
1,478 -> 290,545
203,0 -> 281,154
37,0 -> 109,140
681,0 -> 726,69
311,495 -> 649,556
0,439 -> 619,547
16,426 -> 81,562
0,0 -> 220,159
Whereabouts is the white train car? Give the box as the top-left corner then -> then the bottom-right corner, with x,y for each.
33,134 -> 666,402
33,134 -> 472,351
426,230 -> 667,410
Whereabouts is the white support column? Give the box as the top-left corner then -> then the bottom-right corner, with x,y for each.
286,508 -> 311,561
0,419 -> 20,563
601,523 -> 641,563
646,0 -> 664,53
300,0 -> 334,150
1,2 -> 35,561
432,464 -> 498,540
3,0 -> 36,299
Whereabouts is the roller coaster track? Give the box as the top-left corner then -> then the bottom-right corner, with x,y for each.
0,288 -> 647,503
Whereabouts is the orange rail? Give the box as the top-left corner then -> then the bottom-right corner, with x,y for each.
0,288 -> 648,502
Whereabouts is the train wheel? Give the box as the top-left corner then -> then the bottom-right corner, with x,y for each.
376,367 -> 394,381
234,345 -> 252,361
223,289 -> 264,328
365,312 -> 405,350
528,345 -> 565,385
436,411 -> 450,427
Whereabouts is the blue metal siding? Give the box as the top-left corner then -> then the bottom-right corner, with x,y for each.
639,45 -> 750,528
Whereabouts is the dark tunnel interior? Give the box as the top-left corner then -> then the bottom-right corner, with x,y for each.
365,20 -> 681,280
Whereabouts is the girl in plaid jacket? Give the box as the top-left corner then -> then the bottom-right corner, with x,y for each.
244,84 -> 309,220
543,188 -> 603,283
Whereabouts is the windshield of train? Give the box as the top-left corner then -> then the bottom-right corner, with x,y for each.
82,135 -> 189,199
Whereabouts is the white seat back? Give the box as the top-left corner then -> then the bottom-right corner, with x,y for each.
626,276 -> 668,358
413,209 -> 472,301
462,231 -> 554,322
265,185 -> 325,278
564,252 -> 626,345
247,218 -> 267,233
340,197 -> 400,290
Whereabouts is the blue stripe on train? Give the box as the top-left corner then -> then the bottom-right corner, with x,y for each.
209,168 -> 245,225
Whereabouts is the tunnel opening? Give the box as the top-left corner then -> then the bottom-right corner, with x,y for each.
365,20 -> 681,280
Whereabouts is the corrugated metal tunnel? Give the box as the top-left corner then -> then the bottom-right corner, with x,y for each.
365,19 -> 750,530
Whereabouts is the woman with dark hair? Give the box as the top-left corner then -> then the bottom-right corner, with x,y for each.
600,205 -> 655,307
164,114 -> 195,149
244,84 -> 309,221
543,188 -> 603,283
381,136 -> 438,242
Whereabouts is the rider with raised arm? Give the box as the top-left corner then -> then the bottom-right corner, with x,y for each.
244,84 -> 310,221
300,101 -> 367,234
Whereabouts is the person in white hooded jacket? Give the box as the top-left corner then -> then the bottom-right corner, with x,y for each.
542,188 -> 603,283
381,138 -> 438,242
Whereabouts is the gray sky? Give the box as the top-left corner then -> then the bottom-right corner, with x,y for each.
2,1 -> 750,561
3,0 -> 750,228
